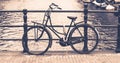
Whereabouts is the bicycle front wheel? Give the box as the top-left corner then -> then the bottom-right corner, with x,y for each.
69,24 -> 99,54
22,26 -> 52,55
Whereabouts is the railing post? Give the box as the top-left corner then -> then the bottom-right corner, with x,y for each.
116,5 -> 120,53
22,9 -> 28,52
83,3 -> 88,53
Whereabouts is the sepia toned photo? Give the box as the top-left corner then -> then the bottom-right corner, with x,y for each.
0,0 -> 120,63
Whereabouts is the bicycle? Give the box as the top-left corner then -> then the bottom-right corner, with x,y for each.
22,3 -> 99,55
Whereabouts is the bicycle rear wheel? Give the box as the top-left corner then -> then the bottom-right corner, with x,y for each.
69,24 -> 99,54
22,26 -> 52,55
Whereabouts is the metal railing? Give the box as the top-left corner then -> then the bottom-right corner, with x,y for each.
0,3 -> 120,52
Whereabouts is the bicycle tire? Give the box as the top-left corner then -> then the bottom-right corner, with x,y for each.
22,26 -> 52,55
69,24 -> 99,54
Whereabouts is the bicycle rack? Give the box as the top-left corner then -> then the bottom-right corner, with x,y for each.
0,3 -> 120,52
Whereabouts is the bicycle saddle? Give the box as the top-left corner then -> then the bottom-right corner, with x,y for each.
67,16 -> 77,20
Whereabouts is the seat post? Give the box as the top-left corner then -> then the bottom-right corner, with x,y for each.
71,19 -> 76,22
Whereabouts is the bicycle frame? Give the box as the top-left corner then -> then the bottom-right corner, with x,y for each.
47,17 -> 75,40
34,3 -> 80,41
42,12 -> 77,40
22,3 -> 99,55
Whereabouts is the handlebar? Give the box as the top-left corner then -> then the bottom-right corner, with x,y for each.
44,3 -> 62,17
49,3 -> 62,10
52,3 -> 58,7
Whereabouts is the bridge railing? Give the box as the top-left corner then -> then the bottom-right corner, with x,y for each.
0,3 -> 120,52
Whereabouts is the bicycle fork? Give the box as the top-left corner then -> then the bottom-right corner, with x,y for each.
34,27 -> 44,42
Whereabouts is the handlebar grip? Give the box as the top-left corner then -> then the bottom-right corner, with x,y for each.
58,7 -> 62,10
52,3 -> 58,6
50,3 -> 62,10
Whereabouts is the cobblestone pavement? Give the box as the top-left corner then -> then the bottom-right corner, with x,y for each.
0,51 -> 120,63
0,0 -> 119,63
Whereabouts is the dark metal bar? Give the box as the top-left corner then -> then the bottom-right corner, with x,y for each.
0,25 -> 23,27
99,39 -> 117,41
0,10 -> 84,12
22,10 -> 118,13
116,4 -> 120,53
0,38 -> 59,41
0,10 -> 22,12
0,10 -> 117,13
83,3 -> 89,52
0,38 -> 116,41
0,25 -> 118,28
0,39 -> 22,41
94,25 -> 118,28
22,9 -> 28,52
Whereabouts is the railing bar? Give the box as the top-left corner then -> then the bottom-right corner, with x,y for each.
0,25 -> 73,27
0,39 -> 59,41
94,25 -> 118,28
28,10 -> 117,13
0,25 -> 24,27
99,39 -> 117,41
0,10 -> 22,12
89,39 -> 116,41
0,10 -> 117,13
0,38 -> 116,41
0,25 -> 118,27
